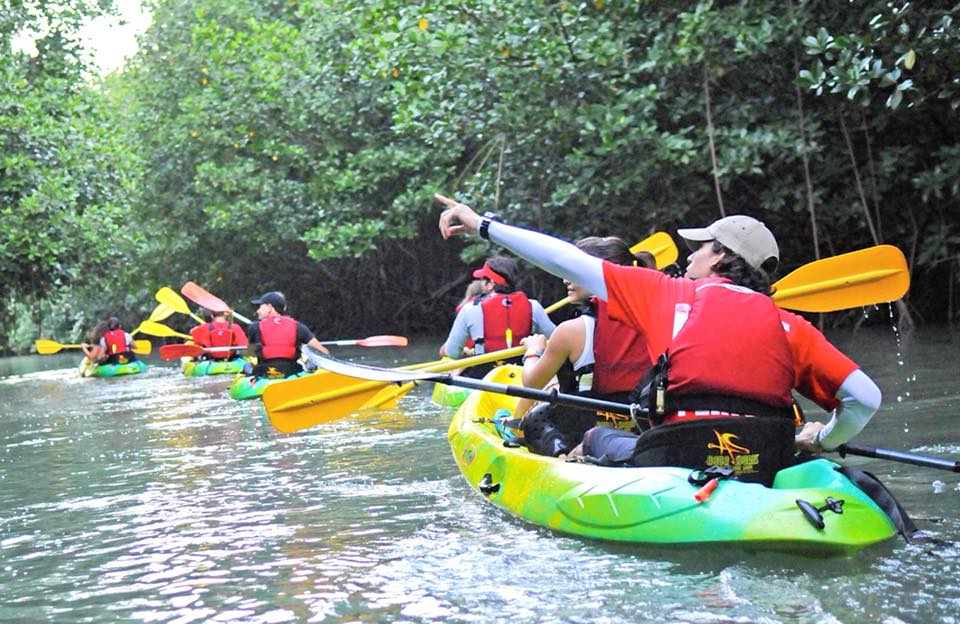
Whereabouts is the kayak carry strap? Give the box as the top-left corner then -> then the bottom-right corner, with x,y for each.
835,465 -> 918,541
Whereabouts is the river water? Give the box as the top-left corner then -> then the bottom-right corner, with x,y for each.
2,323 -> 959,623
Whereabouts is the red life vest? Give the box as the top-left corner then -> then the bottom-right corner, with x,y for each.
103,329 -> 129,355
189,324 -> 211,347
591,299 -> 653,395
666,278 -> 794,409
479,292 -> 533,352
207,320 -> 238,359
259,315 -> 298,360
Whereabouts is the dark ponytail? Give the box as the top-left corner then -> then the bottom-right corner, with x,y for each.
575,236 -> 656,268
711,241 -> 775,295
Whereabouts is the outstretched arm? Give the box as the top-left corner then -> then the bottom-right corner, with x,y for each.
437,195 -> 607,299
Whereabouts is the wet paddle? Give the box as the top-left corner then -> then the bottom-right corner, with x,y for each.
155,287 -> 205,323
136,320 -> 191,340
159,343 -> 247,359
839,444 -> 960,473
320,335 -> 408,347
771,245 -> 909,312
35,338 -> 152,355
159,334 -> 407,360
180,282 -> 253,324
265,347 -> 523,432
131,303 -> 178,336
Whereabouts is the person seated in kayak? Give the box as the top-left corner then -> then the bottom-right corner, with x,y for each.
437,196 -> 882,485
512,237 -> 657,457
80,320 -> 109,364
439,255 -> 557,378
189,309 -> 248,361
448,279 -> 487,360
245,291 -> 329,378
83,317 -> 138,365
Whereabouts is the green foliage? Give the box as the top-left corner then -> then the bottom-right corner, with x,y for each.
3,0 -> 960,352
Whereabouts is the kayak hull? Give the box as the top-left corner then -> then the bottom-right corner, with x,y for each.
448,365 -> 898,556
83,359 -> 148,378
431,382 -> 471,407
183,358 -> 248,377
229,371 -> 309,400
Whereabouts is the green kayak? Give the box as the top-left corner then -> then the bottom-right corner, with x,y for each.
448,365 -> 898,556
80,358 -> 148,378
228,371 -> 309,401
431,381 -> 471,407
183,358 -> 248,377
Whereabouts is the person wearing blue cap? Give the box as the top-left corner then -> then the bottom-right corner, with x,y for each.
245,291 -> 329,378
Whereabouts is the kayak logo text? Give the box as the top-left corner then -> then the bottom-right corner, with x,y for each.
706,430 -> 759,476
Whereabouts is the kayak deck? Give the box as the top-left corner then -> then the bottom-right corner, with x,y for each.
447,365 -> 897,556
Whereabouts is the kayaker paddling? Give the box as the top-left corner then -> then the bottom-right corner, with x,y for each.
439,255 -> 556,379
245,291 -> 329,379
189,309 -> 248,361
437,195 -> 882,484
82,317 -> 138,365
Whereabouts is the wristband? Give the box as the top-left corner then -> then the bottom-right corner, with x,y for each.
479,211 -> 501,240
522,352 -> 542,363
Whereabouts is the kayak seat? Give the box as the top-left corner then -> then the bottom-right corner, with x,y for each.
584,416 -> 796,486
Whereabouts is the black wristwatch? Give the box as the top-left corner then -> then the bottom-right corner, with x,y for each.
479,211 -> 501,240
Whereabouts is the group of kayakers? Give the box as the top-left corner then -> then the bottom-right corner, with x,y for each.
79,197 -> 882,484
434,195 -> 881,485
82,291 -> 330,379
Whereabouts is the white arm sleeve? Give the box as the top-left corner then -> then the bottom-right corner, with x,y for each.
817,369 -> 882,451
530,302 -> 557,337
487,221 -> 608,300
441,306 -> 476,359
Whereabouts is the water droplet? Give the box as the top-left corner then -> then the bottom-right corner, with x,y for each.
933,480 -> 945,493
897,395 -> 903,402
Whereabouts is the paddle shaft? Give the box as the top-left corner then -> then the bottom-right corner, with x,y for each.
433,374 -> 634,415
840,443 -> 960,473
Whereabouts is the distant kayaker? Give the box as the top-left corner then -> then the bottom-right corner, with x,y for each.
513,236 -> 657,457
80,320 -> 109,363
82,317 -> 138,365
245,291 -> 329,378
437,195 -> 882,484
439,255 -> 557,378
190,309 -> 248,360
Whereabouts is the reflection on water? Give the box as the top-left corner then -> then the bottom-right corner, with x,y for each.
1,327 -> 960,622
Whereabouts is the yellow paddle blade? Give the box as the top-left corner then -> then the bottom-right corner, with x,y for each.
632,231 -> 679,269
132,339 -> 152,355
137,320 -> 191,340
155,287 -> 192,314
773,245 -> 909,312
148,302 -> 177,323
35,339 -> 82,354
361,381 -> 419,410
264,347 -> 523,432
156,287 -> 204,322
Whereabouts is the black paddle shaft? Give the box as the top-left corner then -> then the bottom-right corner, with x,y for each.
840,443 -> 960,473
443,374 -> 637,416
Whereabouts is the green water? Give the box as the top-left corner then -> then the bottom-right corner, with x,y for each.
2,326 -> 960,623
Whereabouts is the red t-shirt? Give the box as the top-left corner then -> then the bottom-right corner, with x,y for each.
601,262 -> 858,411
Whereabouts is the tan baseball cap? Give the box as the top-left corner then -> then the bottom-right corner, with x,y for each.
677,215 -> 779,270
